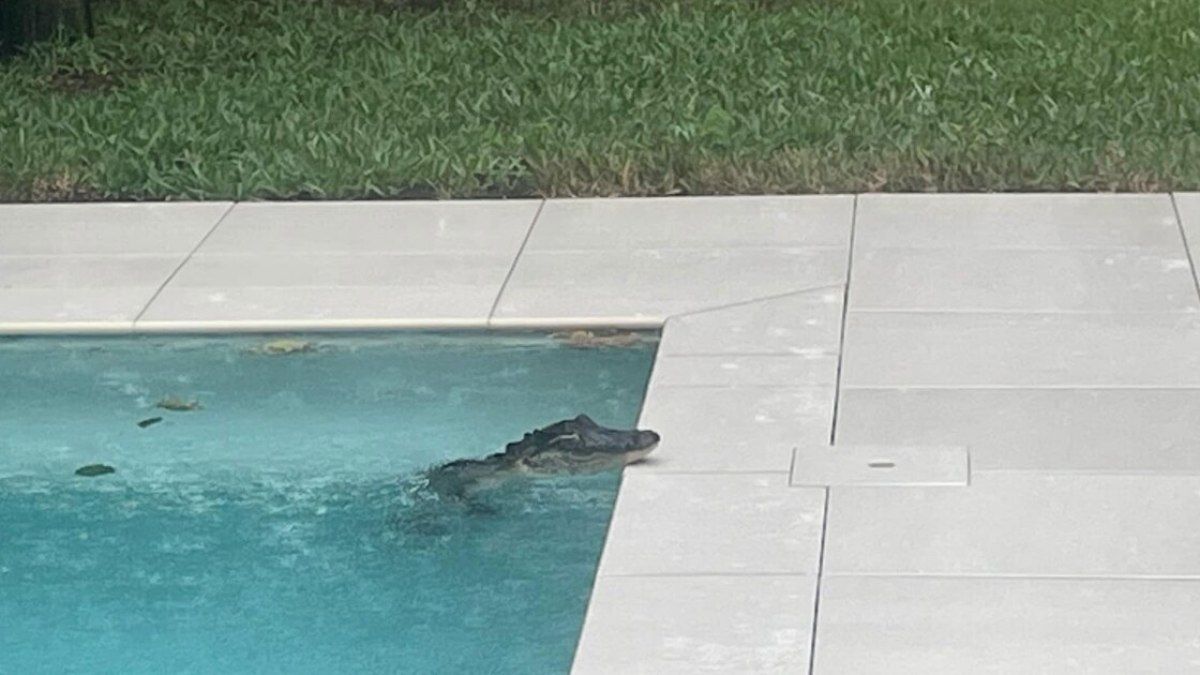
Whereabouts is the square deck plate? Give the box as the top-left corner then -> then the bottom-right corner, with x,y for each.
790,445 -> 969,487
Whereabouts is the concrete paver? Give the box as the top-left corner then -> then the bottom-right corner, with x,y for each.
843,311 -> 1200,387
635,386 -> 834,474
814,576 -> 1200,674
658,287 -> 844,356
0,255 -> 184,328
0,202 -> 230,255
647,354 -> 838,388
1,254 -> 182,288
492,247 -> 847,323
838,387 -> 1200,473
0,287 -> 155,330
137,200 -> 538,327
526,195 -> 853,250
495,196 -> 852,323
855,193 -> 1180,248
138,253 -> 514,326
825,473 -> 1200,577
0,202 -> 230,329
193,200 -> 537,255
851,247 -> 1198,312
598,473 -> 825,576
573,575 -> 817,675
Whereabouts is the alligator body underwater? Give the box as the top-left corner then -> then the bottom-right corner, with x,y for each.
422,415 -> 660,505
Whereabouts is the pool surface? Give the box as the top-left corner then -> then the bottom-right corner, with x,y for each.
0,333 -> 656,675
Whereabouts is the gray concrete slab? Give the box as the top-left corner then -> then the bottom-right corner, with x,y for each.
648,355 -> 838,388
193,200 -> 537,255
658,287 -> 844,356
635,386 -> 834,473
528,195 -> 853,250
0,203 -> 230,328
0,255 -> 185,328
855,193 -> 1181,249
496,196 -> 852,323
838,387 -> 1200,473
572,575 -> 816,675
138,253 -> 513,325
842,311 -> 1200,387
824,473 -> 1200,577
0,288 -> 150,329
598,473 -> 825,576
493,248 -> 847,323
814,576 -> 1200,675
850,248 -> 1198,312
0,202 -> 230,255
1,254 -> 180,288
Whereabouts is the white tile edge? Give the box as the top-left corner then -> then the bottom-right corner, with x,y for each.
0,200 -> 236,211
486,316 -> 667,330
130,318 -> 495,333
0,321 -> 136,335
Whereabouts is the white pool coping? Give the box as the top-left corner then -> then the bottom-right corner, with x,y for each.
5,193 -> 1200,674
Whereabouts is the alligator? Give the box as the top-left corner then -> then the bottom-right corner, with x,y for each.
422,414 -> 660,507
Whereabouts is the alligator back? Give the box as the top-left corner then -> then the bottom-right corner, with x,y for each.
423,453 -> 519,502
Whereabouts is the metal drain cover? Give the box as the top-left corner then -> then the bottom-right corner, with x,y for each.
790,445 -> 969,487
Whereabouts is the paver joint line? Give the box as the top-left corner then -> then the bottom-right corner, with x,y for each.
664,282 -> 846,319
1170,192 -> 1200,305
807,488 -> 831,675
132,201 -> 236,326
829,194 -> 858,444
486,199 -> 546,325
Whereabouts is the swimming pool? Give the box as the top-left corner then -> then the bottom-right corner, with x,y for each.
0,333 -> 656,675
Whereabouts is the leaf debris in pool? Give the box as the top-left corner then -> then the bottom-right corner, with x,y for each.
156,396 -> 201,412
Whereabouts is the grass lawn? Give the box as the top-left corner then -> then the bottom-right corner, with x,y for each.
0,0 -> 1197,201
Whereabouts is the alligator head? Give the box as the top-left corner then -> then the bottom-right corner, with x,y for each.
504,414 -> 660,473
421,415 -> 660,507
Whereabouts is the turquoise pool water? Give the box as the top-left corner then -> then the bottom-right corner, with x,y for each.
0,333 -> 656,675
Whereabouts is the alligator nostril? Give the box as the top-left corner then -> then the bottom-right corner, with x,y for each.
867,461 -> 896,469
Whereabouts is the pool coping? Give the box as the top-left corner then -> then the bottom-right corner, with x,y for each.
6,193 -> 1200,674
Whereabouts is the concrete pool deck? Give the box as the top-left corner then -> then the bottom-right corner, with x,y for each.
4,193 -> 1200,673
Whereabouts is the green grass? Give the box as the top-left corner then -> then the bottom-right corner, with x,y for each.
1,0 -> 1198,200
